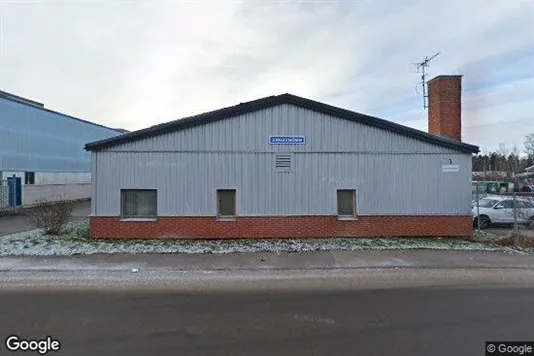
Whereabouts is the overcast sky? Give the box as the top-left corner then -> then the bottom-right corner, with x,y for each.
1,0 -> 533,154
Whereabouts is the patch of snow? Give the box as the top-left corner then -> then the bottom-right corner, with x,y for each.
0,219 -> 516,257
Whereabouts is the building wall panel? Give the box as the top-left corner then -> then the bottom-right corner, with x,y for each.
0,172 -> 91,184
103,104 -> 459,154
94,103 -> 473,219
0,97 -> 122,172
94,151 -> 472,216
35,172 -> 91,185
23,184 -> 91,206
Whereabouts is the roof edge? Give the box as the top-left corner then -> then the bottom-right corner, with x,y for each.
0,93 -> 125,134
85,93 -> 479,154
427,75 -> 463,83
0,90 -> 44,107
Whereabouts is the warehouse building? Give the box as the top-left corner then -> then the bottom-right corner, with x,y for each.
86,75 -> 479,239
0,90 -> 125,208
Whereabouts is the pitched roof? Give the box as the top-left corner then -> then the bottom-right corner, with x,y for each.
0,90 -> 44,107
84,93 -> 480,153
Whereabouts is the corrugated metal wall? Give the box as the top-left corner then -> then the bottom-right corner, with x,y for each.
93,104 -> 473,216
0,96 -> 122,172
93,152 -> 471,216
102,104 -> 458,154
0,172 -> 90,184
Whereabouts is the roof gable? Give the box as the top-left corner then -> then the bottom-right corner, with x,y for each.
84,93 -> 479,154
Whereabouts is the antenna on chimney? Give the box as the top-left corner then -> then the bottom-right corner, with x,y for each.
412,52 -> 440,109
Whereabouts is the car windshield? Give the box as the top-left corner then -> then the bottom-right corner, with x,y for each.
477,199 -> 499,208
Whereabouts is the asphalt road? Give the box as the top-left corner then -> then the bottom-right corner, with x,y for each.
2,285 -> 534,356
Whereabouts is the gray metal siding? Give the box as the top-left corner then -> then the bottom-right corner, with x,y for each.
103,104 -> 459,154
94,103 -> 472,217
91,152 -> 97,215
0,97 -> 122,172
94,151 -> 472,216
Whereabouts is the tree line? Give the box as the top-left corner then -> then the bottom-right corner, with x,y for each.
472,133 -> 534,177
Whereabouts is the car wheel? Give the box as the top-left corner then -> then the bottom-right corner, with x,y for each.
475,215 -> 491,229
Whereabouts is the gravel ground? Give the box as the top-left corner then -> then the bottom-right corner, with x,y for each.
0,219 -> 509,256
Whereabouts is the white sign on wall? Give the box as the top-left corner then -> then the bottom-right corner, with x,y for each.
442,164 -> 460,173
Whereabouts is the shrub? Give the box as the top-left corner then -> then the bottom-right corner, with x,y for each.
496,231 -> 534,248
26,198 -> 74,235
495,236 -> 514,246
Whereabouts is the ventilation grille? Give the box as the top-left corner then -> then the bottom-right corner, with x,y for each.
274,154 -> 292,172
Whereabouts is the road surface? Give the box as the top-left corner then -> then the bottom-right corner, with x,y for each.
1,269 -> 534,356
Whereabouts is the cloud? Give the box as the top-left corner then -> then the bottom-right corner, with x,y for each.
1,0 -> 533,152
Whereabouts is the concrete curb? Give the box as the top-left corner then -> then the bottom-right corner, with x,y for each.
2,250 -> 534,272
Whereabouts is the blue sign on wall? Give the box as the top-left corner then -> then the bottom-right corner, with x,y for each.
269,135 -> 306,145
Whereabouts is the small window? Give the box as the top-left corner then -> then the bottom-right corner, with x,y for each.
217,189 -> 236,217
121,189 -> 157,218
337,190 -> 356,217
25,172 -> 35,185
274,154 -> 292,173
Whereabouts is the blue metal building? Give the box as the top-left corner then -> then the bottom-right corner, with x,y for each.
0,90 -> 124,207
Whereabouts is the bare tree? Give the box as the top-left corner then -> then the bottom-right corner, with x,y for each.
524,133 -> 534,160
495,143 -> 509,173
511,145 -> 520,172
26,198 -> 74,235
498,142 -> 509,157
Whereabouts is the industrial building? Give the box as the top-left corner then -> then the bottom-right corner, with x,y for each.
86,75 -> 479,239
0,90 -> 125,208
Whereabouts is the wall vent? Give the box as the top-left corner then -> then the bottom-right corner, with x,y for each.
274,154 -> 292,173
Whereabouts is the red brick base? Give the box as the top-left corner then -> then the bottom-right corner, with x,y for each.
89,215 -> 473,239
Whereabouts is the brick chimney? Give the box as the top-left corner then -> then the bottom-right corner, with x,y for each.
427,75 -> 462,141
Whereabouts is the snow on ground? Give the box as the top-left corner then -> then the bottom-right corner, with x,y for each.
0,219 -> 506,256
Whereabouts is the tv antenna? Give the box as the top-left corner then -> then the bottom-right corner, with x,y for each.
412,52 -> 440,109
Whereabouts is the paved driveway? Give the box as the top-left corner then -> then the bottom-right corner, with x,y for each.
0,200 -> 90,236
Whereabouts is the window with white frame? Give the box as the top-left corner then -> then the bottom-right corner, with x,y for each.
121,189 -> 157,218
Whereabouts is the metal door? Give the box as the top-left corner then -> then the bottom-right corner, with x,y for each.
7,176 -> 22,207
